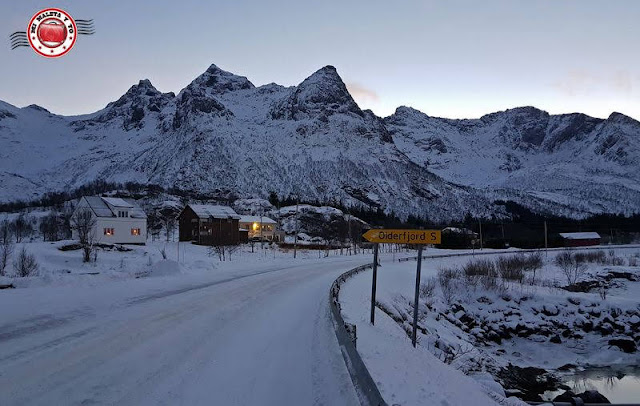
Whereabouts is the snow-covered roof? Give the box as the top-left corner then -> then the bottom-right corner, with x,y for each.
238,215 -> 277,224
443,227 -> 477,235
559,232 -> 601,240
101,197 -> 134,208
188,204 -> 240,219
81,196 -> 146,219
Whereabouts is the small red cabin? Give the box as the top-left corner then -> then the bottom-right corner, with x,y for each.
559,232 -> 601,247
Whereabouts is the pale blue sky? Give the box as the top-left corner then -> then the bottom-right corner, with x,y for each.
1,0 -> 638,119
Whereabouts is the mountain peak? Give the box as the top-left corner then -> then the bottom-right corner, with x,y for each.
302,65 -> 342,85
187,64 -> 255,95
607,112 -> 639,126
25,104 -> 51,113
270,65 -> 362,120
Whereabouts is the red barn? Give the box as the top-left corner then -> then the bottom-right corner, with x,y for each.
559,232 -> 601,247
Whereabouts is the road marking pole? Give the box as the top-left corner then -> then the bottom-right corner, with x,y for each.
370,243 -> 379,325
411,245 -> 423,347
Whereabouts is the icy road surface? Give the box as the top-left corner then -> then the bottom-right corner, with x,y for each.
0,258 -> 370,406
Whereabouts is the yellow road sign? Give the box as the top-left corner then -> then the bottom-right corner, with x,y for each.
362,229 -> 441,244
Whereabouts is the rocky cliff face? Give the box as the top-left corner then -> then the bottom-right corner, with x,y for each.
0,64 -> 638,219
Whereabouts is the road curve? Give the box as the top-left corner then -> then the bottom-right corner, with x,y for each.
0,258 -> 370,406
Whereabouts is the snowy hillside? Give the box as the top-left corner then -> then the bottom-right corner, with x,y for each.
386,106 -> 640,217
0,64 -> 638,219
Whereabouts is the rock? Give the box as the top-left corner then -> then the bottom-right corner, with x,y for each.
568,297 -> 581,305
557,363 -> 576,371
550,335 -> 562,344
608,338 -> 637,353
541,305 -> 560,316
496,365 -> 560,402
487,331 -> 502,344
554,389 -> 611,404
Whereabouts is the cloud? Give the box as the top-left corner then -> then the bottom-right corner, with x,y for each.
345,82 -> 379,103
553,69 -> 635,96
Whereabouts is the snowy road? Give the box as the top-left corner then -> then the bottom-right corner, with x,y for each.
0,258 -> 370,406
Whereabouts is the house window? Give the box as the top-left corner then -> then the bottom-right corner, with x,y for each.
118,211 -> 128,218
104,228 -> 115,236
131,228 -> 141,236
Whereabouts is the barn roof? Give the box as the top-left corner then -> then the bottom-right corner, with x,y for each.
559,232 -> 601,240
188,204 -> 240,219
238,215 -> 277,224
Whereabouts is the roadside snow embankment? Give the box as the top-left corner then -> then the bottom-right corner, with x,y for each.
338,247 -> 640,404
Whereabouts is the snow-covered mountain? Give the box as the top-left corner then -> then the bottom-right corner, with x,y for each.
0,64 -> 638,220
386,106 -> 640,217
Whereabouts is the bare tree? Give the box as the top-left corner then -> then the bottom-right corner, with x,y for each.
226,244 -> 240,261
11,213 -> 33,243
0,220 -> 14,276
209,244 -> 226,261
555,250 -> 587,285
39,211 -> 61,241
158,209 -> 177,242
71,209 -> 97,263
13,246 -> 39,277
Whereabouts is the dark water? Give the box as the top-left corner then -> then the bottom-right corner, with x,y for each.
544,365 -> 640,403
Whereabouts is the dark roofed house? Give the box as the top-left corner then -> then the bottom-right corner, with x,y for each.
559,232 -> 601,247
178,204 -> 241,246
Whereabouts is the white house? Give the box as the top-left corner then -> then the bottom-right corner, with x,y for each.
238,215 -> 279,241
72,196 -> 147,245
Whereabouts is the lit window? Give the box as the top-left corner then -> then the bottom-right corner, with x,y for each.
252,222 -> 259,231
104,228 -> 114,236
131,228 -> 140,236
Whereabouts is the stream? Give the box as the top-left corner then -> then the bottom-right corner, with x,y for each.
544,365 -> 640,403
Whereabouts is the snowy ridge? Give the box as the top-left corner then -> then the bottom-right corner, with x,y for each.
0,64 -> 638,220
386,106 -> 640,217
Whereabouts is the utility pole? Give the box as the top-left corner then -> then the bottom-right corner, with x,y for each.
293,197 -> 299,259
260,210 -> 264,250
478,218 -> 483,250
544,220 -> 548,255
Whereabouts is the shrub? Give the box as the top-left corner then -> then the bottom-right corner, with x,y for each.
496,255 -> 525,283
13,246 -> 39,277
555,250 -> 587,285
420,277 -> 437,298
463,259 -> 496,279
524,251 -> 544,271
574,251 -> 606,265
438,267 -> 462,304
420,277 -> 438,306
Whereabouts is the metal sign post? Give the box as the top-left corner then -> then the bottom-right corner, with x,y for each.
363,229 -> 442,347
370,243 -> 379,325
411,245 -> 423,347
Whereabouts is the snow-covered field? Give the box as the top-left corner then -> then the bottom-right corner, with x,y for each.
0,240 -> 376,405
339,247 -> 640,405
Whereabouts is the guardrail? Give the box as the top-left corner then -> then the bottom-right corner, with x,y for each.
529,402 -> 638,406
397,244 -> 640,263
329,263 -> 388,406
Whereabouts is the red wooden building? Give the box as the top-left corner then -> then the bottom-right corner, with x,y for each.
559,232 -> 601,247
